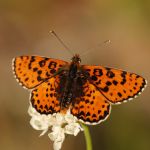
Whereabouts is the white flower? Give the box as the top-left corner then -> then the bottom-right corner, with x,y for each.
28,103 -> 83,150
65,122 -> 82,136
48,126 -> 65,150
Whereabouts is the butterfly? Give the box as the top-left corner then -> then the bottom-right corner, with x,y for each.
12,54 -> 147,125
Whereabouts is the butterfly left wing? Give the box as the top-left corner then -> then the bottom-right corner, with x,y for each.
12,56 -> 68,89
71,80 -> 111,125
82,65 -> 147,104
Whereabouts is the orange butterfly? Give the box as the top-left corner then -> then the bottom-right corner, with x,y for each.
12,54 -> 147,125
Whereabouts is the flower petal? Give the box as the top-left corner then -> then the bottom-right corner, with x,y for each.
53,140 -> 63,150
48,126 -> 65,150
65,113 -> 76,124
65,123 -> 82,136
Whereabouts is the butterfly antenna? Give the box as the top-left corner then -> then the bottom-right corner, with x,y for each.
49,30 -> 74,55
80,40 -> 111,57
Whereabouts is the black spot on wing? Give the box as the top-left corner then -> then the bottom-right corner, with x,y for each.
48,61 -> 57,69
91,75 -> 98,81
106,81 -> 112,86
25,77 -> 29,81
37,70 -> 42,75
93,69 -> 103,76
33,67 -> 38,72
117,92 -> 122,97
113,80 -> 118,85
106,69 -> 115,78
86,112 -> 90,117
101,86 -> 109,92
37,76 -> 42,81
120,78 -> 126,85
121,71 -> 127,78
28,56 -> 36,69
50,69 -> 56,74
39,60 -> 46,67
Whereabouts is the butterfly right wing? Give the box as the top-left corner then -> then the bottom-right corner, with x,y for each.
71,80 -> 111,125
12,56 -> 68,89
82,65 -> 147,104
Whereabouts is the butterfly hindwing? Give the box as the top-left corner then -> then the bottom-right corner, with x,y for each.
12,56 -> 68,89
31,77 -> 61,114
71,80 -> 111,125
83,65 -> 147,104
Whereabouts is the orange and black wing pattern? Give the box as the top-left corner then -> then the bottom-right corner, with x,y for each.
12,56 -> 68,89
83,65 -> 147,104
71,80 -> 111,125
12,54 -> 147,124
31,77 -> 61,114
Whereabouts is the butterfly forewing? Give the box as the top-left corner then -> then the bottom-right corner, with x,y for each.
83,65 -> 147,104
12,56 -> 68,89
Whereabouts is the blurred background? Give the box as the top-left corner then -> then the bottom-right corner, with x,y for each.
0,0 -> 150,150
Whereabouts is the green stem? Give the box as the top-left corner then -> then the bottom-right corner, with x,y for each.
82,124 -> 93,150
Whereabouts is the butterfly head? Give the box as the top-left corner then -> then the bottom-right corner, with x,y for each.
71,54 -> 81,64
